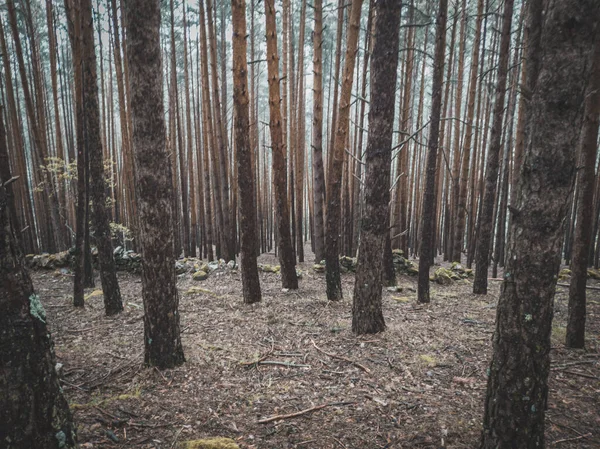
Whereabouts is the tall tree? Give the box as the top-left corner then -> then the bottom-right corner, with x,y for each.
125,0 -> 185,368
263,0 -> 298,289
417,0 -> 448,304
324,0 -> 363,300
81,0 -> 123,315
566,34 -> 600,348
0,183 -> 77,448
473,0 -> 514,294
232,0 -> 261,304
480,0 -> 600,445
352,0 -> 402,334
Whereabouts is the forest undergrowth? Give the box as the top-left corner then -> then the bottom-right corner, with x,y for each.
37,248 -> 600,449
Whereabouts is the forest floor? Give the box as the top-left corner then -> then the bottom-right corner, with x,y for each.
35,248 -> 600,449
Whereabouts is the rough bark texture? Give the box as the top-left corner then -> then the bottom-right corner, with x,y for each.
263,0 -> 298,289
473,0 -> 514,294
0,185 -> 77,449
232,0 -> 262,304
480,1 -> 600,446
324,0 -> 363,301
311,0 -> 325,263
81,0 -> 123,315
125,0 -> 185,369
417,0 -> 448,304
351,0 -> 401,335
566,34 -> 600,349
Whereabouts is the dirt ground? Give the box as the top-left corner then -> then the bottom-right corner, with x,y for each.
35,249 -> 600,448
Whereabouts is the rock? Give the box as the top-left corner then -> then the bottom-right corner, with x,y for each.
227,260 -> 236,269
192,270 -> 209,281
587,268 -> 600,280
313,264 -> 325,273
200,262 -> 209,273
175,261 -> 187,274
113,246 -> 124,257
259,264 -> 280,273
392,296 -> 410,303
434,268 -> 454,285
386,286 -> 403,293
559,268 -> 572,281
208,261 -> 220,272
178,438 -> 239,449
339,255 -> 357,272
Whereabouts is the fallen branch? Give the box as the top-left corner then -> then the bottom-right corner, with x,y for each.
561,370 -> 599,380
311,340 -> 371,374
488,278 -> 600,291
552,433 -> 591,445
240,343 -> 274,367
256,361 -> 311,368
258,401 -> 355,424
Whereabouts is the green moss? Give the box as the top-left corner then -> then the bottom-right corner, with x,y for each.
178,437 -> 239,449
392,296 -> 410,303
29,293 -> 46,323
419,354 -> 437,367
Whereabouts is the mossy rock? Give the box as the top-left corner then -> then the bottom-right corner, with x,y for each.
178,438 -> 239,449
406,266 -> 419,276
200,262 -> 210,273
434,268 -> 454,285
313,264 -> 325,273
587,268 -> 600,280
259,264 -> 280,273
392,296 -> 410,303
192,270 -> 209,281
559,268 -> 572,281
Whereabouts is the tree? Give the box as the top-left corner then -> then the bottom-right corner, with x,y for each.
0,183 -> 77,449
566,34 -> 600,348
232,0 -> 262,304
81,0 -> 123,315
263,0 -> 298,289
473,0 -> 514,294
324,0 -> 363,300
351,0 -> 402,335
480,0 -> 600,446
417,0 -> 448,304
125,0 -> 185,369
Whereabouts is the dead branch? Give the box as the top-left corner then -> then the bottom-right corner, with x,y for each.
551,433 -> 591,445
311,340 -> 371,374
257,401 -> 355,424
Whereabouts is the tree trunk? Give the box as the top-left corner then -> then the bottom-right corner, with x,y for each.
417,0 -> 448,304
566,34 -> 600,349
125,0 -> 185,369
473,0 -> 514,294
325,0 -> 363,301
263,0 -> 298,289
480,1 -> 599,446
81,0 -> 123,315
352,0 -> 402,335
232,0 -> 262,304
0,183 -> 77,448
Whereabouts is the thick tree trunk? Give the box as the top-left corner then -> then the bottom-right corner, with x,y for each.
566,34 -> 600,349
324,0 -> 363,301
351,0 -> 401,335
473,0 -> 514,294
125,0 -> 185,369
0,184 -> 77,449
417,0 -> 448,304
480,1 -> 599,446
232,0 -> 262,304
81,0 -> 123,315
263,0 -> 298,289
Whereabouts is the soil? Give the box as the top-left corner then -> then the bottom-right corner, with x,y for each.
35,248 -> 600,448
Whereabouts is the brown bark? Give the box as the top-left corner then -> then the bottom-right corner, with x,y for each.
566,34 -> 600,349
352,0 -> 402,335
232,0 -> 262,304
417,0 -> 448,304
125,0 -> 185,369
263,0 -> 298,289
473,0 -> 514,294
325,0 -> 363,301
0,185 -> 77,449
480,1 -> 600,445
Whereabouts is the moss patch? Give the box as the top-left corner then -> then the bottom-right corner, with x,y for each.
178,437 -> 239,449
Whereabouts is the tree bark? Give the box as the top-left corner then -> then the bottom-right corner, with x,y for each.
125,0 -> 185,369
352,0 -> 402,335
417,0 -> 448,304
480,1 -> 600,446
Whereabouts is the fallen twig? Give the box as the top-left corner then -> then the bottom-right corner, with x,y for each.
258,401 -> 355,424
551,433 -> 591,445
311,340 -> 371,374
561,370 -> 599,380
240,343 -> 274,367
257,361 -> 311,368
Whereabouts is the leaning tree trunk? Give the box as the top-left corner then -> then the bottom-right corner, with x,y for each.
417,0 -> 448,304
263,0 -> 298,289
480,0 -> 600,446
566,33 -> 600,349
324,0 -> 363,301
125,0 -> 185,369
351,0 -> 402,335
81,0 -> 123,315
0,184 -> 77,449
473,0 -> 514,294
232,0 -> 262,304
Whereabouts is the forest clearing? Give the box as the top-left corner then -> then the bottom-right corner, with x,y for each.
2,0 -> 600,447
32,250 -> 600,448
